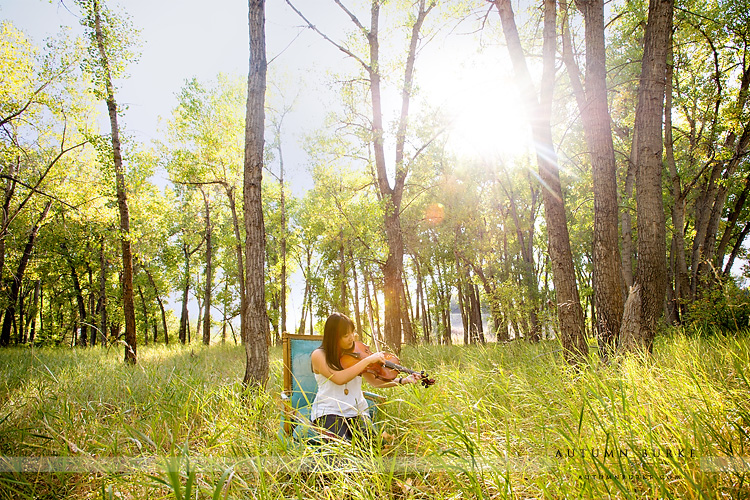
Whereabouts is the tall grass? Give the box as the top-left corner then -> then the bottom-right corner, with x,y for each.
0,332 -> 748,499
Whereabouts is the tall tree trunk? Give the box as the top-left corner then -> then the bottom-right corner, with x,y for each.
138,285 -> 149,346
501,176 -> 540,340
400,278 -> 416,345
179,247 -> 191,344
92,0 -> 137,364
350,249 -> 362,335
568,0 -> 624,356
723,220 -> 750,276
0,161 -> 18,282
98,237 -> 108,346
279,158 -> 287,337
284,0 -> 434,354
366,0 -> 403,353
297,247 -> 312,335
200,188 -> 213,345
243,0 -> 271,387
620,135 -> 637,292
620,0 -> 673,353
0,201 -> 51,346
494,0 -> 587,362
339,228 -> 348,313
29,280 -> 40,344
224,184 -> 247,344
665,47 -> 689,322
71,259 -> 87,347
143,267 -> 168,344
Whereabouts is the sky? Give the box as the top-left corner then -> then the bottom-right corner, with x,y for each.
1,0 -> 530,187
2,0 -> 351,194
2,0 -> 533,333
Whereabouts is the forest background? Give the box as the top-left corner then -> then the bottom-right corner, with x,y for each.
2,0 -> 750,498
1,0 -> 750,364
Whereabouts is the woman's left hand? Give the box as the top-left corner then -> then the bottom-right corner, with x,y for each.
402,373 -> 423,385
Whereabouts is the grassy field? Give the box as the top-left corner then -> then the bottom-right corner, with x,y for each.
0,331 -> 749,499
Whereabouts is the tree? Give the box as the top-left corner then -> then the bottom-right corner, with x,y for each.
0,23 -> 88,344
560,0 -> 624,356
243,0 -> 271,386
492,0 -> 588,362
78,0 -> 139,363
620,0 -> 673,353
162,74 -> 249,344
285,0 -> 438,353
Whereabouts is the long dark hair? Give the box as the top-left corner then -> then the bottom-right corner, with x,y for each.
320,312 -> 354,370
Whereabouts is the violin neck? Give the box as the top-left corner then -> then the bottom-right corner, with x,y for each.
383,360 -> 419,376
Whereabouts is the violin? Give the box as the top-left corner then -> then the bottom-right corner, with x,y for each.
340,340 -> 436,388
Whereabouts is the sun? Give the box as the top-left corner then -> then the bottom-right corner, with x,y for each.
419,47 -> 532,160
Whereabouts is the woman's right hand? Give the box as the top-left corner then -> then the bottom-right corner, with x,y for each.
364,351 -> 386,367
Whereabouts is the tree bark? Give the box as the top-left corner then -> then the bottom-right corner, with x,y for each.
569,0 -> 624,356
92,0 -> 137,364
200,187 -> 213,345
620,0 -> 673,353
98,237 -> 108,346
224,184 -> 247,343
243,0 -> 271,387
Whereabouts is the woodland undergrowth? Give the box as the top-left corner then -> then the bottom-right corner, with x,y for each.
0,330 -> 748,499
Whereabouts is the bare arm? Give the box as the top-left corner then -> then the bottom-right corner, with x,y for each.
311,348 -> 386,385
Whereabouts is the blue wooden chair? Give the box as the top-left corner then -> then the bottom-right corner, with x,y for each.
280,333 -> 384,441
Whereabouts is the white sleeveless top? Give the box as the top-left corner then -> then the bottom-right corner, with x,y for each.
310,372 -> 369,421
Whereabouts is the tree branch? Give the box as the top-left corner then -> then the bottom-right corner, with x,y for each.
283,0 -> 371,72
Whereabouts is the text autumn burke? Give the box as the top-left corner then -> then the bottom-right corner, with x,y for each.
554,447 -> 696,460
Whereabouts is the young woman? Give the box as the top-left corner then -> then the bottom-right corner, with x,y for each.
310,312 -> 422,441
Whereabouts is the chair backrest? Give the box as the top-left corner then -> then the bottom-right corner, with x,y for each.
282,333 -> 323,410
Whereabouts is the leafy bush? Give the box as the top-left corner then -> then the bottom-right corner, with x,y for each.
684,276 -> 750,332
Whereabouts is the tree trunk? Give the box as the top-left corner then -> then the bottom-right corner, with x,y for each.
92,0 -> 137,364
620,134 -> 637,292
138,285 -> 149,346
29,280 -> 40,344
279,163 -> 287,337
201,187 -> 213,345
243,0 -> 271,387
298,247 -> 311,335
339,228 -> 348,313
494,0 -> 587,362
665,49 -> 690,322
224,184 -> 247,344
143,267 -> 168,344
621,0 -> 673,353
350,249 -> 362,335
0,201 -> 51,346
502,175 -> 540,341
98,237 -> 108,346
400,277 -> 416,345
723,220 -> 750,276
179,247 -> 191,344
570,0 -> 624,356
70,255 -> 87,347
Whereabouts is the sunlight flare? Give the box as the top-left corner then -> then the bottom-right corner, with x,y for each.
421,49 -> 532,160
